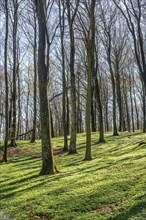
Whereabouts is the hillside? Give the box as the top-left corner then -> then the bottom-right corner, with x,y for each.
0,132 -> 146,220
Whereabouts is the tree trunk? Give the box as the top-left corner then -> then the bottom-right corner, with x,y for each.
31,10 -> 37,143
129,75 -> 134,132
123,77 -> 131,132
95,76 -> 105,143
103,83 -> 109,132
8,97 -> 12,139
133,86 -> 139,130
107,33 -> 119,136
35,0 -> 57,175
115,67 -> 123,132
66,0 -> 78,154
3,0 -> 9,162
85,0 -> 96,160
142,85 -> 146,133
25,76 -> 30,140
10,0 -> 18,147
59,0 -> 68,151
85,51 -> 92,160
91,85 -> 96,132
50,109 -> 54,138
77,72 -> 81,133
16,62 -> 21,140
67,93 -> 70,136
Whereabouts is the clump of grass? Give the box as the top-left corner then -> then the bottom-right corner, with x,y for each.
0,132 -> 146,220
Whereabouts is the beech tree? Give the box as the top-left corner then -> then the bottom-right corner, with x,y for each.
3,0 -> 9,162
66,0 -> 80,154
0,0 -> 145,164
99,0 -> 119,136
84,0 -> 96,160
30,4 -> 37,143
34,0 -> 57,175
94,38 -> 105,143
10,0 -> 19,147
112,0 -> 146,132
58,0 -> 68,151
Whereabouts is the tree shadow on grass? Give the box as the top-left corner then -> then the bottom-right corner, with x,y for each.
0,155 -> 145,220
8,156 -> 41,166
0,172 -> 64,200
90,140 -> 145,159
107,200 -> 146,220
0,166 -> 87,200
0,174 -> 39,194
45,179 -> 146,219
0,180 -> 45,199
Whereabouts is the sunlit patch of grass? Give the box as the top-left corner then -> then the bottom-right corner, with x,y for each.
0,131 -> 146,219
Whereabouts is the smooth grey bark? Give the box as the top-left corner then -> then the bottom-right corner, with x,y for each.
95,75 -> 105,143
59,0 -> 68,151
85,0 -> 96,160
34,0 -> 57,175
31,9 -> 37,143
91,85 -> 96,132
94,40 -> 105,143
10,0 -> 18,147
16,60 -> 21,140
25,74 -> 30,140
107,38 -> 119,136
66,0 -> 79,154
113,0 -> 146,132
129,74 -> 135,132
123,75 -> 131,132
3,0 -> 9,162
115,60 -> 123,132
142,85 -> 146,133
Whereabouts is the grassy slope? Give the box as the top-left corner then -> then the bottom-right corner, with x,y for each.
0,132 -> 146,220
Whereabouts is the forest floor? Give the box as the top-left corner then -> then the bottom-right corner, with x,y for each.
0,132 -> 146,220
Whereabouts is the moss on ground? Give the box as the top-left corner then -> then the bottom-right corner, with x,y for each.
0,132 -> 146,220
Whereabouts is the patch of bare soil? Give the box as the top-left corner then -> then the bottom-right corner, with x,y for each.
0,148 -> 33,161
53,148 -> 66,156
0,147 -> 66,161
93,204 -> 116,214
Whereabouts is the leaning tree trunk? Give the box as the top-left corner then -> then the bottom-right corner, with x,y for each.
35,0 -> 57,175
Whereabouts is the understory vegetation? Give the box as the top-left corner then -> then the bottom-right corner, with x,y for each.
0,132 -> 146,220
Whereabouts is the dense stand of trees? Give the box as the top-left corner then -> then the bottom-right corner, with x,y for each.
0,0 -> 145,173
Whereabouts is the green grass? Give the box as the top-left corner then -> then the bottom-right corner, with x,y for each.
0,132 -> 146,220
